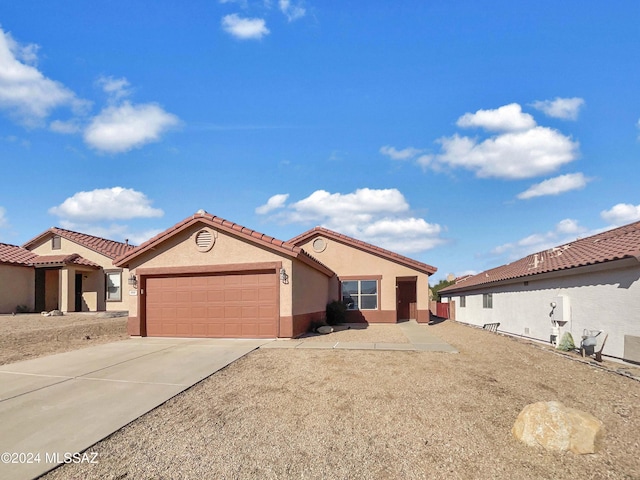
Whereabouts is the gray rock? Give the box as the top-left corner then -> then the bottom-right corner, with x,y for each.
316,326 -> 334,335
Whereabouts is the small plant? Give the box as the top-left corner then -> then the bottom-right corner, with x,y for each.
326,300 -> 347,326
15,305 -> 30,313
557,332 -> 576,351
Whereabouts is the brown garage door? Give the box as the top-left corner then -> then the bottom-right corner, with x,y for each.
145,272 -> 278,338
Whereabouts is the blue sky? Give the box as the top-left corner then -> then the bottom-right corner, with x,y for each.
1,1 -> 639,281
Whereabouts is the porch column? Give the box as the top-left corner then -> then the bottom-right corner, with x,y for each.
59,267 -> 76,312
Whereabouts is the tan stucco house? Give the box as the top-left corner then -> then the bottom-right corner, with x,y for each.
16,228 -> 134,313
113,211 -> 437,338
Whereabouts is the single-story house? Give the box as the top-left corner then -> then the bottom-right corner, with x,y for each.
113,211 -> 437,338
439,220 -> 640,364
289,227 -> 437,324
0,228 -> 134,314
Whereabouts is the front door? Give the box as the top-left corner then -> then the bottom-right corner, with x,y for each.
75,274 -> 83,312
396,280 -> 417,322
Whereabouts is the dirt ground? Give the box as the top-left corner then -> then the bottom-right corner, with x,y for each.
44,320 -> 640,480
0,313 -> 128,365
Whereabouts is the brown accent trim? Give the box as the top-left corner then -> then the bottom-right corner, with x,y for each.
416,309 -> 430,324
340,275 -> 382,280
290,311 -> 325,338
396,276 -> 417,282
279,316 -> 293,338
345,309 -> 395,323
127,316 -> 141,336
136,262 -> 279,277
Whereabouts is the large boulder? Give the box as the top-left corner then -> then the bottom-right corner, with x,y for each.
512,401 -> 605,454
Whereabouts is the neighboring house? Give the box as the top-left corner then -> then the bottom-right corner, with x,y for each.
439,220 -> 640,364
0,243 -> 38,313
113,211 -> 438,339
289,227 -> 437,324
19,228 -> 135,313
114,211 -> 337,339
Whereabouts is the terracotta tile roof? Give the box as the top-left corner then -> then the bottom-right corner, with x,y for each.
441,220 -> 640,295
0,244 -> 100,268
114,211 -> 335,277
22,227 -> 135,260
0,243 -> 39,266
289,227 -> 438,275
31,254 -> 100,268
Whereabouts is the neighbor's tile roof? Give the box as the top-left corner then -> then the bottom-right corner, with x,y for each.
0,244 -> 100,268
289,227 -> 438,275
0,243 -> 39,266
441,220 -> 640,294
22,227 -> 135,259
114,211 -> 335,277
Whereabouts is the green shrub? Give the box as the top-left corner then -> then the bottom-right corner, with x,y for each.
326,300 -> 347,326
557,332 -> 576,351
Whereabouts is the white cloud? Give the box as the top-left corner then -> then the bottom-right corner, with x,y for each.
456,103 -> 536,132
490,218 -> 587,261
0,27 -> 86,125
261,188 -> 445,254
379,145 -> 423,161
600,203 -> 640,226
517,173 -> 590,199
255,193 -> 289,214
531,97 -> 585,120
49,187 -> 164,222
83,101 -> 179,153
50,119 -> 82,134
0,206 -> 7,228
221,14 -> 270,40
97,76 -> 132,101
279,0 -> 306,21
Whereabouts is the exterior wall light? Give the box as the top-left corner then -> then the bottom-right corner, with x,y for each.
279,268 -> 289,284
128,273 -> 138,289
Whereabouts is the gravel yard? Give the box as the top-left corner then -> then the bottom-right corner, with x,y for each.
0,313 -> 128,365
44,320 -> 640,480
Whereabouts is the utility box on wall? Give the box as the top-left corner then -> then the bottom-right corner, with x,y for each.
550,295 -> 570,324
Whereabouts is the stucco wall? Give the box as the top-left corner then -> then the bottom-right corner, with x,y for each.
29,235 -> 128,311
125,224 -> 295,320
297,236 -> 431,321
0,264 -> 34,313
445,260 -> 640,362
291,260 -> 335,315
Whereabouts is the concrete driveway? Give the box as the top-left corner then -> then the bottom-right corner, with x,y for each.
0,337 -> 271,480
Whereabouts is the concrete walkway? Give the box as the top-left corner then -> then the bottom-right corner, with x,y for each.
261,320 -> 458,352
0,337 -> 270,480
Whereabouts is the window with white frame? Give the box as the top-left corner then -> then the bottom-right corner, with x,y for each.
483,293 -> 493,309
460,295 -> 466,308
105,271 -> 122,302
342,280 -> 378,310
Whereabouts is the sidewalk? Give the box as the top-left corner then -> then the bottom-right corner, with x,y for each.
261,320 -> 458,352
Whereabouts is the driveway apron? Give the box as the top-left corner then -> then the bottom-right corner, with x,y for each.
0,337 -> 270,480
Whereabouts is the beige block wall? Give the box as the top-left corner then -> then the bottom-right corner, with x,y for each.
0,264 -> 35,313
125,224 -> 295,319
291,260 -> 336,316
29,235 -> 129,311
297,237 -> 430,311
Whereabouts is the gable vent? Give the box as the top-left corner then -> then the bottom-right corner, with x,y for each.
195,229 -> 215,252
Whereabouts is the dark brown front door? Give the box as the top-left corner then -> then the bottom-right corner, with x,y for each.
396,280 -> 416,322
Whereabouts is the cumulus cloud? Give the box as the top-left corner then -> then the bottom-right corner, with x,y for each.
83,101 -> 179,153
379,145 -> 423,161
222,14 -> 270,40
49,187 -> 164,222
517,173 -> 590,199
531,97 -> 585,120
0,27 -> 86,126
418,103 -> 579,179
600,203 -> 640,226
258,188 -> 445,253
50,119 -> 82,134
490,218 -> 588,261
279,0 -> 306,21
255,193 -> 289,214
97,76 -> 132,101
456,103 -> 536,132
